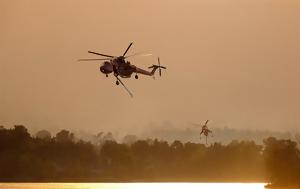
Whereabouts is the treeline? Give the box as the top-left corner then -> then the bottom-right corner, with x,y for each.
0,125 -> 299,186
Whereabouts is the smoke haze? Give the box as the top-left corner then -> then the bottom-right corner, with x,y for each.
1,0 -> 300,134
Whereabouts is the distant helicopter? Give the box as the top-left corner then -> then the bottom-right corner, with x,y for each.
78,42 -> 166,97
193,120 -> 213,145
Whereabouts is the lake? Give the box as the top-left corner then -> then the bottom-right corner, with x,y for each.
0,183 -> 266,189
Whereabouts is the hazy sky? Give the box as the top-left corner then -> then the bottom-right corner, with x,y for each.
1,0 -> 300,133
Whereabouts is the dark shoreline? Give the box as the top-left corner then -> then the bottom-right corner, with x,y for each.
265,183 -> 300,189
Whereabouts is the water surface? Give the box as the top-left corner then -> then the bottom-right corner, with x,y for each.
0,183 -> 266,189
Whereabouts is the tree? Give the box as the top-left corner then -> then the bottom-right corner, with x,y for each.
263,137 -> 300,185
55,130 -> 74,143
13,125 -> 30,140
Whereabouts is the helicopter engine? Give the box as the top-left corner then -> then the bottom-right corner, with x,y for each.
100,61 -> 113,74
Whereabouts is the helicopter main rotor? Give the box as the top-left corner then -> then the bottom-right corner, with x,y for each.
82,42 -> 133,61
78,42 -> 152,62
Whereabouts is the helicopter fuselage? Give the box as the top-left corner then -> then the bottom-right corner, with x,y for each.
100,56 -> 154,78
99,57 -> 134,78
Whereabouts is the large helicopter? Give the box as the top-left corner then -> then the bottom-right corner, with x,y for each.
193,120 -> 213,145
78,42 -> 166,97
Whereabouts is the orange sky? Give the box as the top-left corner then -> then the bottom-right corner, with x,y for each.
1,0 -> 300,133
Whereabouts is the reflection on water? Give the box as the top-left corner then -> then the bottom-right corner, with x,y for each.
0,183 -> 266,189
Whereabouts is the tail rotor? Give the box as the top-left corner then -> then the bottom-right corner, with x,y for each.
148,57 -> 166,77
158,57 -> 162,76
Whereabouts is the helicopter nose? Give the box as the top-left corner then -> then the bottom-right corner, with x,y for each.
100,63 -> 113,74
100,65 -> 106,73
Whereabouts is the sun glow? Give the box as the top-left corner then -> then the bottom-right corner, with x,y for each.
0,183 -> 266,189
72,183 -> 266,189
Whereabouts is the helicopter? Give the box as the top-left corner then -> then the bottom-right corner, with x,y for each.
193,120 -> 213,145
78,42 -> 166,97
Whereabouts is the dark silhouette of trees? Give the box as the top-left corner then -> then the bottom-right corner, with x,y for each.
0,126 -> 98,181
263,137 -> 300,187
55,129 -> 75,143
0,125 -> 299,185
100,141 -> 133,179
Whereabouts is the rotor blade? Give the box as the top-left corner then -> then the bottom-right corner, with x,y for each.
205,120 -> 209,125
78,58 -> 111,61
123,42 -> 133,57
158,57 -> 162,76
125,52 -> 152,58
115,76 -> 133,98
88,51 -> 114,58
160,66 -> 166,69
